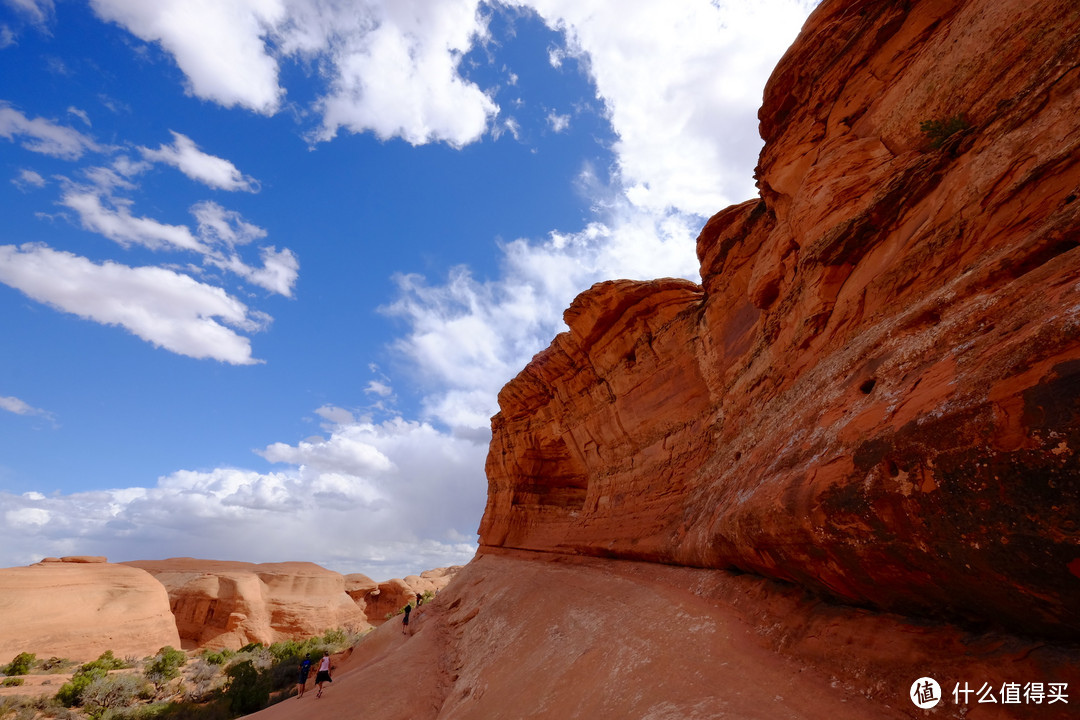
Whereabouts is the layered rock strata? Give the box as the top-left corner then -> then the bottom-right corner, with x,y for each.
0,558 -> 181,664
125,558 -> 369,650
480,0 -> 1080,639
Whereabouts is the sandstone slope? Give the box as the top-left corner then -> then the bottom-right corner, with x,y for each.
481,0 -> 1080,640
0,557 -> 181,664
250,553 -> 1078,720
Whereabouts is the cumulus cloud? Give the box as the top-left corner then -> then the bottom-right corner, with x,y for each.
0,102 -> 100,159
89,0 -> 498,148
299,0 -> 498,147
88,0 -> 285,114
0,415 -> 487,576
0,243 -> 264,364
516,0 -> 816,215
140,131 -> 259,192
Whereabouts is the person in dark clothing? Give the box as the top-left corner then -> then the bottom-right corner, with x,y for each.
402,603 -> 412,635
295,653 -> 313,698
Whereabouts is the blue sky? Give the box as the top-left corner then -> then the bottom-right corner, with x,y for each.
0,0 -> 816,578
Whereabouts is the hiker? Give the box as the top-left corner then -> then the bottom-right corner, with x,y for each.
416,592 -> 423,607
296,653 -> 313,698
402,602 -> 412,635
314,651 -> 332,698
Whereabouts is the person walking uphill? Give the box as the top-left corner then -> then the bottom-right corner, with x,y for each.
402,602 -> 412,635
314,651 -> 332,698
295,653 -> 313,698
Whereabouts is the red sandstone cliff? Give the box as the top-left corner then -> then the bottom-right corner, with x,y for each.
480,0 -> 1080,641
244,1 -> 1080,718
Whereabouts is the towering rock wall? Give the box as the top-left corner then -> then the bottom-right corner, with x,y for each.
480,0 -> 1080,640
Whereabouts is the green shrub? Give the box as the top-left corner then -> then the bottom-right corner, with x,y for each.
919,114 -> 971,149
222,661 -> 269,715
4,652 -> 36,676
84,651 -> 128,673
2,678 -> 24,687
81,674 -> 151,718
144,647 -> 187,695
56,666 -> 108,707
197,649 -> 232,667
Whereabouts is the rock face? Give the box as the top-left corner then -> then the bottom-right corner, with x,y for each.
124,559 -> 369,650
481,0 -> 1080,640
0,558 -> 181,664
346,568 -> 461,625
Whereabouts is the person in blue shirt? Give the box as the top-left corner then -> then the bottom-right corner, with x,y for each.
295,653 -> 313,698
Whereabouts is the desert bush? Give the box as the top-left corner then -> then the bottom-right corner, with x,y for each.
3,653 -> 36,676
2,678 -> 24,687
181,660 -> 222,703
196,650 -> 231,667
919,114 -> 971,149
56,666 -> 108,707
84,651 -> 128,673
81,674 -> 152,718
222,661 -> 269,716
144,647 -> 186,695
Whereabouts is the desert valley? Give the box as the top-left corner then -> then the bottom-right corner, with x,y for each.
3,0 -> 1080,718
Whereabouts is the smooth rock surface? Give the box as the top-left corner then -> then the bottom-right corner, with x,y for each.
0,559 -> 181,664
124,558 -> 369,650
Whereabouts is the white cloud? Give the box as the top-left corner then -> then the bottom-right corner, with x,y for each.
315,405 -> 356,425
12,168 -> 46,189
88,0 -> 286,114
5,0 -> 54,26
546,110 -> 570,132
140,131 -> 259,192
0,395 -> 54,424
60,188 -> 206,252
89,0 -> 498,148
297,0 -> 498,147
515,0 -> 816,215
0,102 -> 100,159
0,416 -> 487,577
190,202 -> 298,296
0,243 -> 264,365
192,200 -> 265,247
67,105 -> 91,126
365,381 -> 393,398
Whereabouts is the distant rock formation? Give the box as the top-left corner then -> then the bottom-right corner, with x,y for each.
481,0 -> 1080,641
0,558 -> 180,664
124,558 -> 369,650
346,567 -> 461,624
